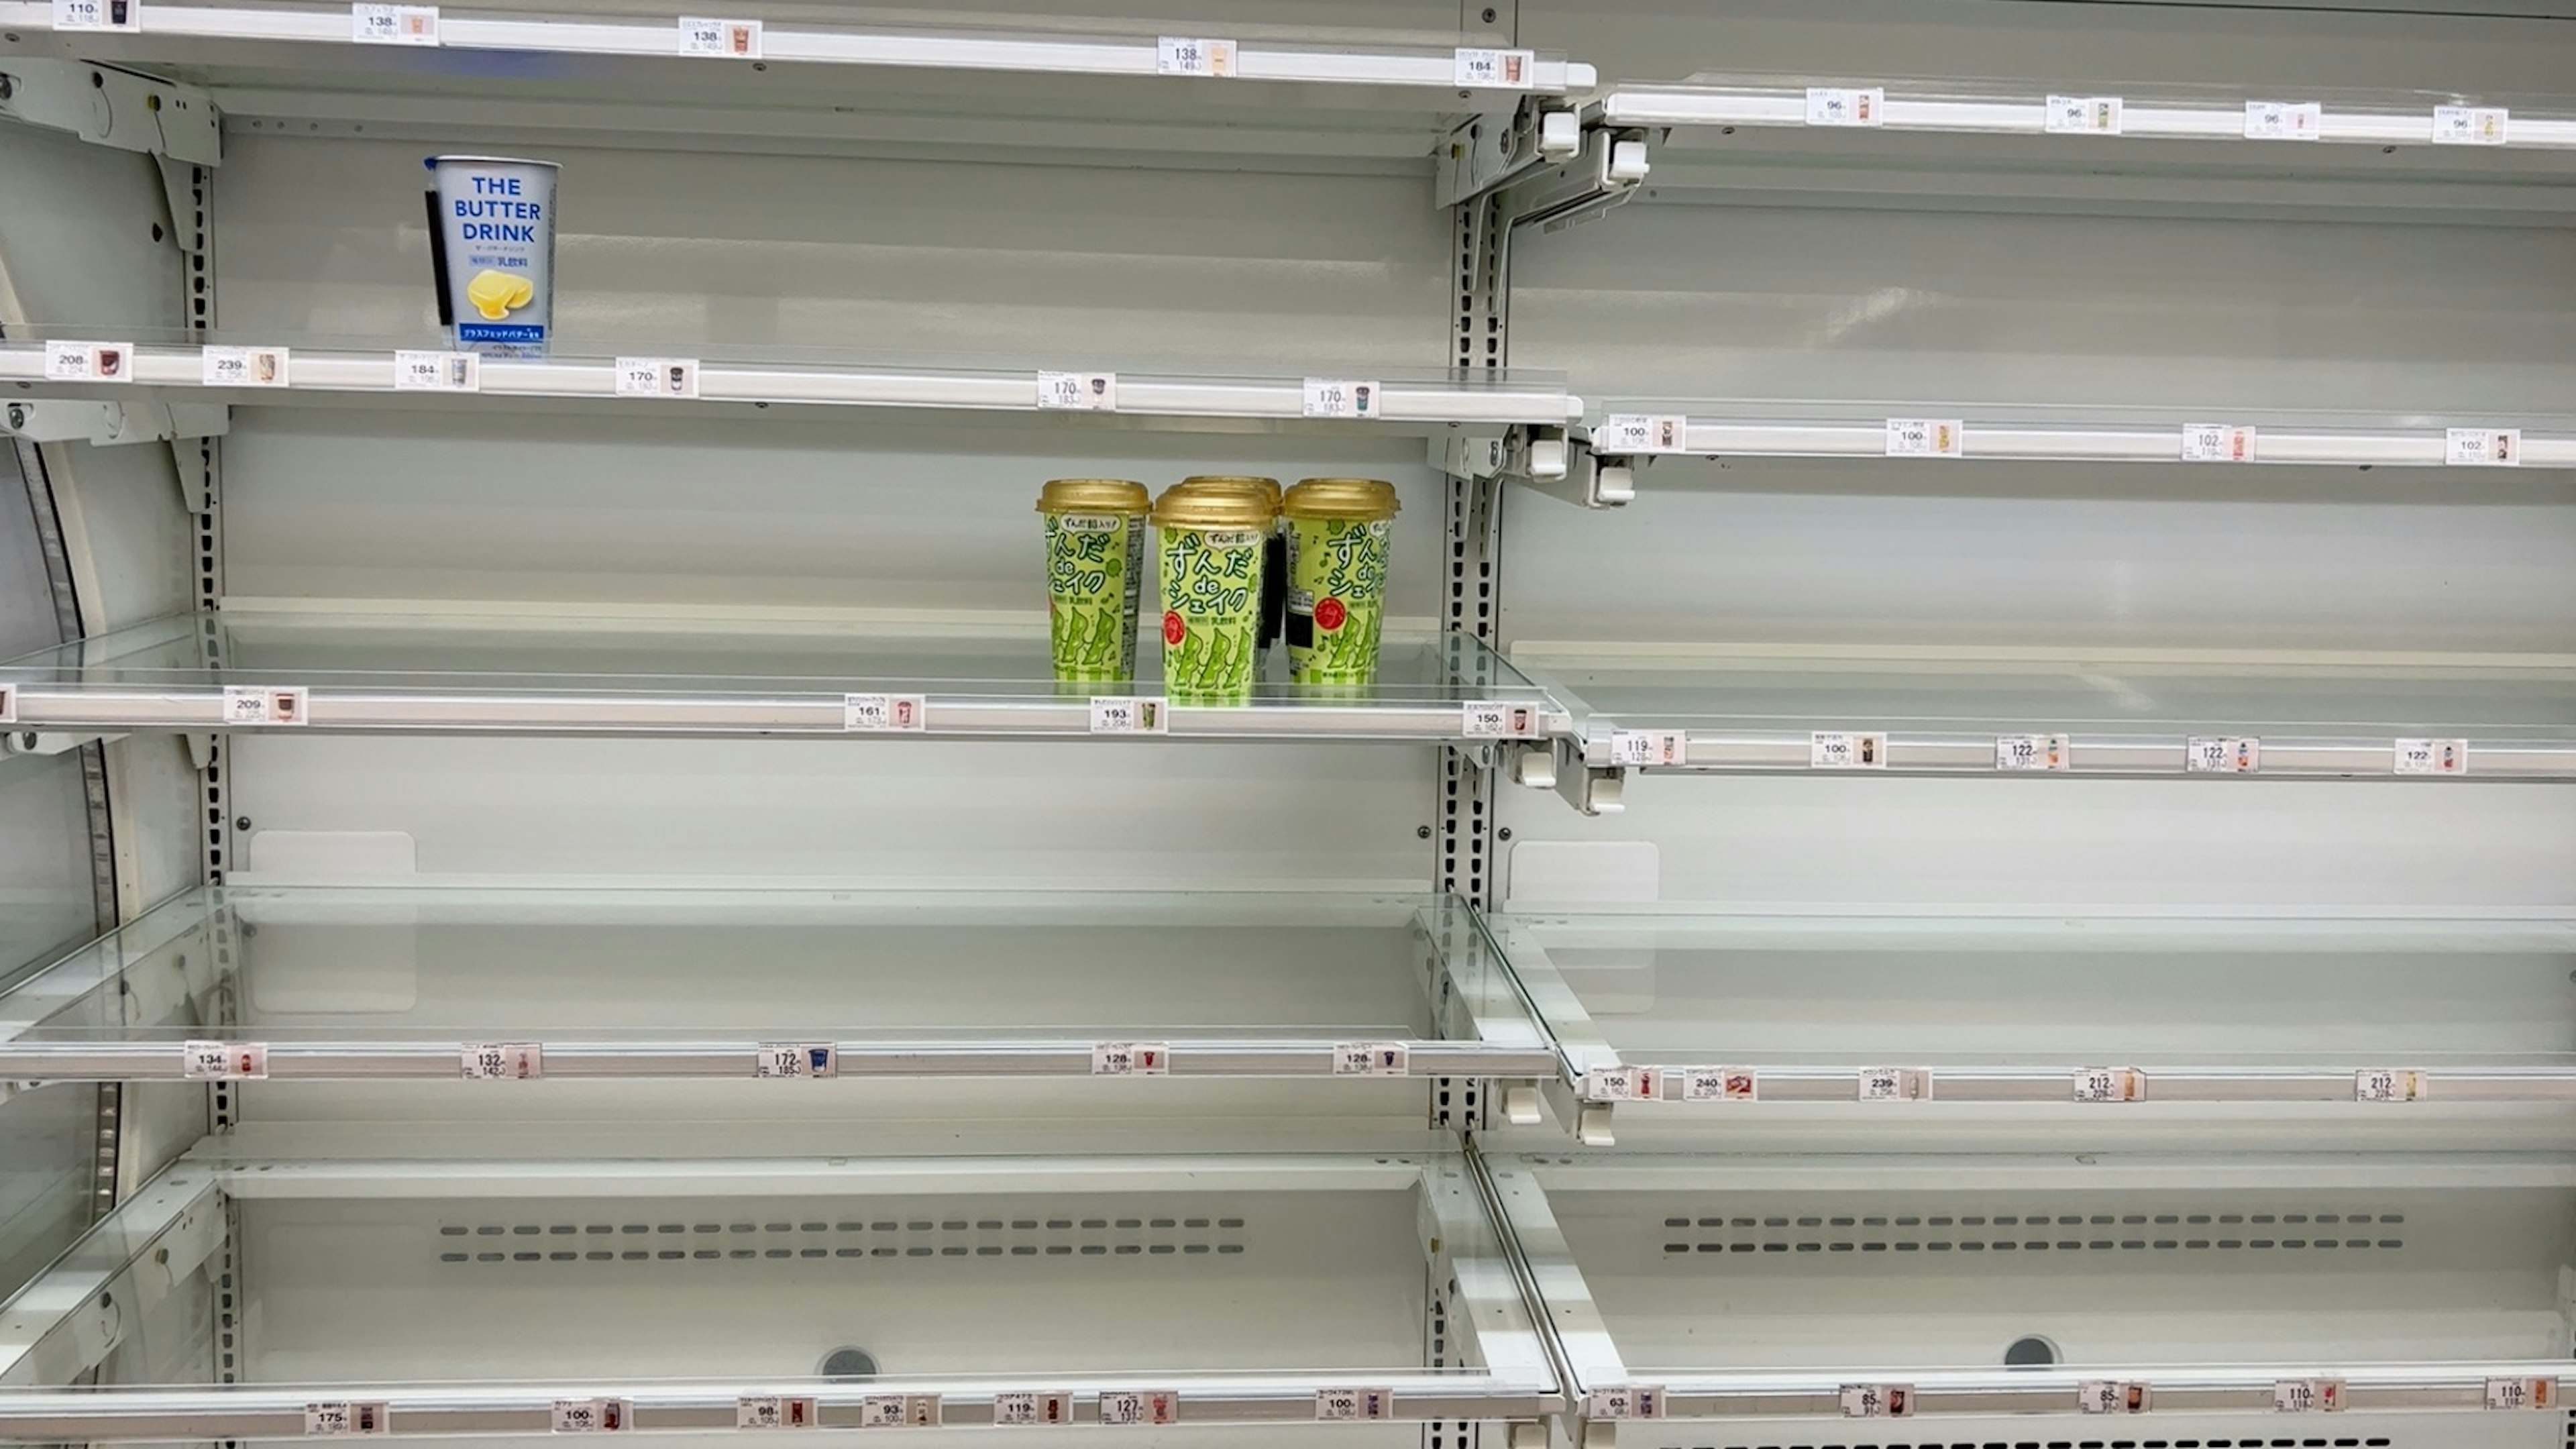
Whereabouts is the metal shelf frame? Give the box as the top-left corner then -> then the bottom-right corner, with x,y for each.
0,1150 -> 1565,1438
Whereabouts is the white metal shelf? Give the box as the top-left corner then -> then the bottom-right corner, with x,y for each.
1485,1150 -> 2576,1436
0,342 -> 1580,433
0,612 -> 1571,745
1517,648 -> 2576,782
0,1150 -> 1561,1433
0,885 -> 1556,1091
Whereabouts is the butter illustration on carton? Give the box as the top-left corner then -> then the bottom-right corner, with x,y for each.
425,155 -> 559,356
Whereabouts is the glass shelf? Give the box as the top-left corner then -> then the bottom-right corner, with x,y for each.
0,885 -> 1554,1086
1517,647 -> 2576,780
1487,911 -> 2576,1144
1,612 -> 1568,743
0,1150 -> 1559,1434
1488,1150 -> 2576,1432
0,335 -> 1580,434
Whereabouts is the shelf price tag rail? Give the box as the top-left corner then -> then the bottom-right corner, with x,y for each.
0,3 -> 1593,94
0,345 -> 1583,429
1569,731 -> 2576,779
0,1037 -> 1562,1081
1595,1364 -> 2576,1420
1578,416 -> 2576,469
1553,1062 -> 2576,1105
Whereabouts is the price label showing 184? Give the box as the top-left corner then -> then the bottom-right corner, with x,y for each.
394,350 -> 478,391
1453,47 -> 1534,89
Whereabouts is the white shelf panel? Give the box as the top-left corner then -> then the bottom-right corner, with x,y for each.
1489,1151 -> 2576,1438
0,342 -> 1580,432
0,1150 -> 1558,1432
0,885 -> 1555,1085
0,3 -> 1591,93
1518,648 -> 2576,780
1601,83 -> 2576,151
1,612 -> 1570,744
1580,405 -> 2576,468
1485,913 -> 2576,1144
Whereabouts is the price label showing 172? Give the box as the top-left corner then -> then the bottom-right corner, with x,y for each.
756,1043 -> 838,1079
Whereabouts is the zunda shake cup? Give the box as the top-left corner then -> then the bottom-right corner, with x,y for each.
1175,475 -> 1283,655
1152,482 -> 1277,704
1283,478 -> 1400,686
1036,479 -> 1150,683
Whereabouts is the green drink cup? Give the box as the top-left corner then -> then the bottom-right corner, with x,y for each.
1283,478 -> 1400,686
1151,483 -> 1277,704
1036,478 -> 1150,683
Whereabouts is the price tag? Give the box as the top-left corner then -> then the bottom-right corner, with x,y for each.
1091,1042 -> 1168,1077
2045,95 -> 2123,134
679,17 -> 761,58
1995,733 -> 2070,771
1885,418 -> 1963,458
1806,87 -> 1884,127
460,1042 -> 541,1080
2447,427 -> 2521,466
2394,738 -> 2467,775
1597,414 -> 1688,455
2355,1068 -> 2425,1103
1036,371 -> 1117,411
1088,696 -> 1167,735
2434,105 -> 2509,146
1300,378 -> 1381,419
843,694 -> 926,732
736,1397 -> 817,1430
1678,1067 -> 1757,1102
182,1040 -> 269,1080
1839,1384 -> 1914,1419
2078,1382 -> 2151,1415
1581,1066 -> 1658,1103
0,685 -> 15,727
1314,1389 -> 1394,1421
305,1402 -> 389,1436
394,350 -> 478,391
2185,737 -> 2259,773
2485,1377 -> 2555,1410
1332,1042 -> 1408,1077
45,341 -> 135,382
1462,701 -> 1545,739
1096,1391 -> 1177,1427
2273,1379 -> 2343,1413
222,686 -> 310,727
1859,1067 -> 1932,1102
1607,729 -> 1688,767
1582,1388 -> 1663,1420
551,1399 -> 630,1433
203,346 -> 290,388
1811,731 -> 1887,769
1156,36 -> 1236,77
614,357 -> 698,399
755,1044 -> 837,1079
52,0 -> 141,32
352,5 -> 437,44
860,1395 -> 939,1428
991,1393 -> 1073,1428
2245,101 -> 2322,140
2181,423 -> 2258,462
1454,48 -> 1534,89
2073,1067 -> 2146,1103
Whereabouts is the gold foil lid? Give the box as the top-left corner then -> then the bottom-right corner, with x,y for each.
1152,481 -> 1277,529
1282,478 -> 1401,521
1036,478 -> 1150,515
1175,474 -> 1283,511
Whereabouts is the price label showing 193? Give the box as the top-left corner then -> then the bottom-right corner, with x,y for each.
1088,696 -> 1167,735
1314,1389 -> 1394,1421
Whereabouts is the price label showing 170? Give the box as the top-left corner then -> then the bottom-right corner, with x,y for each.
1037,371 -> 1117,411
1300,378 -> 1380,419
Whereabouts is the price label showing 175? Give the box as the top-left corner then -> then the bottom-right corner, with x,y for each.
305,1401 -> 390,1436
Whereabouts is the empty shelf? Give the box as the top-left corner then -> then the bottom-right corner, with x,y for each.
1489,1150 -> 2576,1434
0,885 -> 1554,1086
1,613 -> 1568,744
1519,647 -> 2576,779
1487,912 -> 2576,1145
0,1150 -> 1558,1434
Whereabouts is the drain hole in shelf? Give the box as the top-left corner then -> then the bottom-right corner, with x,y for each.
818,1347 -> 877,1380
2002,1333 -> 2059,1367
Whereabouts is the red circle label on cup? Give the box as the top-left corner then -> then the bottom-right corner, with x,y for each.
1316,596 -> 1347,632
1163,611 -> 1185,645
